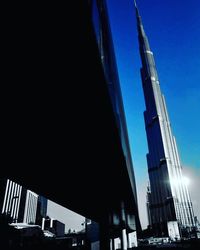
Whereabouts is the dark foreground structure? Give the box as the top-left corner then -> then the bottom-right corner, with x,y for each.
2,1 -> 140,249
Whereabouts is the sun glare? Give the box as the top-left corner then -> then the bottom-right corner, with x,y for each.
170,176 -> 190,187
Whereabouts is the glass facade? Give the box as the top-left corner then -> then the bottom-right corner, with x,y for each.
90,0 -> 141,247
91,0 -> 138,208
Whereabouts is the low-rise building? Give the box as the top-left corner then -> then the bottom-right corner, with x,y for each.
42,217 -> 65,237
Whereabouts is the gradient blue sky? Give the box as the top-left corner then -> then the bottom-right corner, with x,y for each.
106,0 -> 200,228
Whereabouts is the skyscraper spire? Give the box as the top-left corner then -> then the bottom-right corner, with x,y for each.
134,2 -> 195,236
134,1 -> 152,68
134,0 -> 142,24
134,0 -> 143,32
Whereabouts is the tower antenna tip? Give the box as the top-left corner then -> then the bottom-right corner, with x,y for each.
134,0 -> 137,8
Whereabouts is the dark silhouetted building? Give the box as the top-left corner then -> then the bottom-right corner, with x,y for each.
3,1 -> 141,249
42,217 -> 65,237
91,0 -> 141,248
36,196 -> 48,226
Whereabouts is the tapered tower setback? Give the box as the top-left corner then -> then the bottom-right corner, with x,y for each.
134,1 -> 195,234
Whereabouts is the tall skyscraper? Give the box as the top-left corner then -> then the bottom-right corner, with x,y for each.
134,1 -> 195,235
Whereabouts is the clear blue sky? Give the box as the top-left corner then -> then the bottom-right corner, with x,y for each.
106,0 -> 200,228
